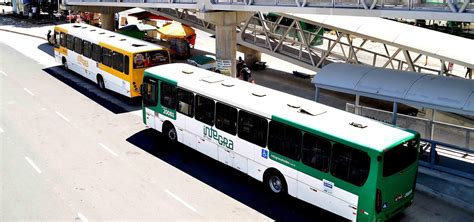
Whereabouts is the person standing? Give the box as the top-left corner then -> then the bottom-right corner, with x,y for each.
466,67 -> 472,79
239,64 -> 255,83
236,56 -> 245,78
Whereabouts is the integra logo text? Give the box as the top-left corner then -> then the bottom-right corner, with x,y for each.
203,126 -> 234,150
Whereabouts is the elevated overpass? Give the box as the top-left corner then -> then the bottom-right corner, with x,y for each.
65,0 -> 474,22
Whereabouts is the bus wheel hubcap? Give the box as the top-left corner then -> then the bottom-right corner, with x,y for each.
168,129 -> 176,141
270,176 -> 282,193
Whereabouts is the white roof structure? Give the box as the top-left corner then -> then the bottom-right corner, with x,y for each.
312,63 -> 474,116
146,63 -> 415,152
287,14 -> 474,68
56,23 -> 166,53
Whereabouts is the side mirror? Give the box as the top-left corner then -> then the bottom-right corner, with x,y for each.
140,84 -> 146,96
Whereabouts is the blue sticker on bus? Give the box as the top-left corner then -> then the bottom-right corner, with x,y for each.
261,149 -> 268,159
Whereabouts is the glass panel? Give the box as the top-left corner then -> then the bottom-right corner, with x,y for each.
195,95 -> 215,126
133,50 -> 169,68
238,110 -> 268,147
177,88 -> 194,117
331,143 -> 370,186
216,102 -> 237,135
268,121 -> 302,161
160,82 -> 177,110
142,78 -> 158,107
383,138 -> 419,177
302,133 -> 332,172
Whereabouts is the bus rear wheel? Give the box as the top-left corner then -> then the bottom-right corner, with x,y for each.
264,171 -> 287,195
97,75 -> 105,90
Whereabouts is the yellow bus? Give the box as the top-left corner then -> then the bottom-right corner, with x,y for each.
52,23 -> 170,98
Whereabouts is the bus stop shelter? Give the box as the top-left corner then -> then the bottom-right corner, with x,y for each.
312,63 -> 474,179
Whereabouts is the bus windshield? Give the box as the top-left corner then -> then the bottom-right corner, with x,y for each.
383,138 -> 418,177
133,50 -> 169,68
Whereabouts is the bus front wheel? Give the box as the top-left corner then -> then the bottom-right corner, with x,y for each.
163,123 -> 177,143
264,170 -> 287,195
62,58 -> 68,71
97,75 -> 105,90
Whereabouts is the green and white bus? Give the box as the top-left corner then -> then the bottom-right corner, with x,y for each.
141,63 -> 420,222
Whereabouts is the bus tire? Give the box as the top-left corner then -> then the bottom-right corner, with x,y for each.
163,122 -> 177,143
264,169 -> 287,195
97,75 -> 105,90
62,57 -> 68,71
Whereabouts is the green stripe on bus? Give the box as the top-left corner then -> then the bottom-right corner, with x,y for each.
144,71 -> 177,86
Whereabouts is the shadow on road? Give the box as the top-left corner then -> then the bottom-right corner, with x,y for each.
126,128 -> 347,222
42,65 -> 141,114
38,42 -> 54,57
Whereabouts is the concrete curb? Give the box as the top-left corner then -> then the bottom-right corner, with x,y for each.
0,28 -> 46,40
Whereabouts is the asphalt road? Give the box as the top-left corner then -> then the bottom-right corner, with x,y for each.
1,30 -> 473,221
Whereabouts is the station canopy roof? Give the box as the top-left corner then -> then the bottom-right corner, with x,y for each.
312,63 -> 474,116
287,14 -> 474,68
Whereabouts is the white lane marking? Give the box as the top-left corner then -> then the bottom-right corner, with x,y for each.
0,71 -> 7,76
77,212 -> 88,222
165,189 -> 197,213
98,143 -> 118,157
25,156 -> 42,174
23,88 -> 35,96
55,111 -> 70,122
0,127 -> 4,133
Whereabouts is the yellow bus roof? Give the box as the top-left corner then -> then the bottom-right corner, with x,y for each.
55,23 -> 167,54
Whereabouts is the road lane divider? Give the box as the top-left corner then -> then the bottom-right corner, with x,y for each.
98,143 -> 118,157
23,88 -> 35,96
24,156 -> 42,174
77,212 -> 88,222
55,111 -> 70,122
165,189 -> 197,213
0,127 -> 4,133
0,70 -> 7,76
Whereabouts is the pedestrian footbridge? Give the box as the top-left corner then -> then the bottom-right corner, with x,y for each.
65,0 -> 474,22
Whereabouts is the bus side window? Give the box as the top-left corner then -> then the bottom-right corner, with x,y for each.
92,44 -> 101,62
124,56 -> 129,75
142,78 -> 158,107
268,121 -> 302,161
237,110 -> 267,147
73,37 -> 82,54
195,95 -> 215,126
101,48 -> 112,67
330,143 -> 370,186
66,34 -> 74,50
83,41 -> 91,58
160,81 -> 177,110
302,133 -> 331,172
216,102 -> 237,135
112,51 -> 124,73
177,88 -> 194,117
60,32 -> 66,47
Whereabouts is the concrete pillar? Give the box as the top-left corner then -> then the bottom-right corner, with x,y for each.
237,45 -> 262,66
101,13 -> 115,31
200,11 -> 252,77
